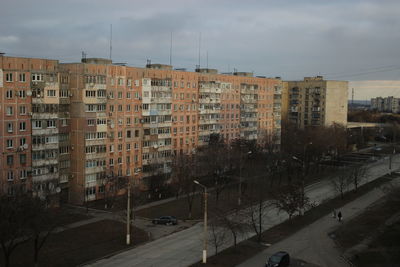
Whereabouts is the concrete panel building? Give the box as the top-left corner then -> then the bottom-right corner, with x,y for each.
1,53 -> 282,204
284,76 -> 348,128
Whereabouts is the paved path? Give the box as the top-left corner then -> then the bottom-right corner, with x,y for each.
86,155 -> 400,267
238,177 -> 400,267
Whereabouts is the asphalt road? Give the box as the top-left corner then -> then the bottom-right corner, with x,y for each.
86,154 -> 400,267
238,177 -> 400,267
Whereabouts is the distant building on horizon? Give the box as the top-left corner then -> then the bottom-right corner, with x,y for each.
371,96 -> 400,113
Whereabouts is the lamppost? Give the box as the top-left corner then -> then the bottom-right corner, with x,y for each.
292,142 -> 312,216
238,149 -> 252,206
194,180 -> 208,264
126,176 -> 131,245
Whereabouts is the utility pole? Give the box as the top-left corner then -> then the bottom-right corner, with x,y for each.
126,177 -> 131,245
194,180 -> 208,264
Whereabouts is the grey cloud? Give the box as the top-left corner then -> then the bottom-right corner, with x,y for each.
0,0 -> 400,84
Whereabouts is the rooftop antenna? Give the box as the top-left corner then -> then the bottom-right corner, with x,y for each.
81,51 -> 87,60
169,31 -> 173,66
198,32 -> 201,69
206,51 -> 208,69
109,24 -> 113,60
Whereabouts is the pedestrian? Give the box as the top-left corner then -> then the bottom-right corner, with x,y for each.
332,209 -> 337,219
337,211 -> 342,222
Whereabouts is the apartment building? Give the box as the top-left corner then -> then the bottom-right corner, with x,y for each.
0,55 -> 70,202
371,96 -> 400,113
1,54 -> 282,204
284,76 -> 348,128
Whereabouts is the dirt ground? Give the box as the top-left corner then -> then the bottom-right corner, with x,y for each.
1,219 -> 148,267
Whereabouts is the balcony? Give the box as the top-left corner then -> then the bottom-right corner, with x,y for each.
32,143 -> 58,151
32,158 -> 58,167
32,128 -> 59,135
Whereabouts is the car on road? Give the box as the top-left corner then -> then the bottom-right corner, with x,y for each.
266,251 -> 290,267
152,216 -> 178,225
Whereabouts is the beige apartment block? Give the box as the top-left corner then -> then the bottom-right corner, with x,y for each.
285,76 -> 348,129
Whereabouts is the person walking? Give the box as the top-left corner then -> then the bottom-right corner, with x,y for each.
332,209 -> 337,219
337,211 -> 343,222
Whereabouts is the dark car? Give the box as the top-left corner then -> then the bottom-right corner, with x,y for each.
266,251 -> 290,267
152,216 -> 178,225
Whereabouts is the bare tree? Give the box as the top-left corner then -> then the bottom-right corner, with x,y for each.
351,164 -> 366,192
272,183 -> 312,220
208,216 -> 227,255
214,207 -> 249,247
0,195 -> 31,267
26,198 -> 62,267
244,172 -> 274,242
331,167 -> 352,199
171,153 -> 200,219
200,134 -> 231,204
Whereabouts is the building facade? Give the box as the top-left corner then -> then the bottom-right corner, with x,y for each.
371,96 -> 400,113
1,54 -> 282,204
0,56 -> 71,202
283,76 -> 348,129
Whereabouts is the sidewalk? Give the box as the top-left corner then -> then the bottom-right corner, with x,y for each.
238,177 -> 400,267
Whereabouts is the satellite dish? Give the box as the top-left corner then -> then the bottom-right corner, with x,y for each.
55,187 -> 61,193
23,144 -> 28,149
26,90 -> 32,96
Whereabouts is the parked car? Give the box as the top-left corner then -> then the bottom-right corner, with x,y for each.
152,216 -> 178,225
266,251 -> 290,267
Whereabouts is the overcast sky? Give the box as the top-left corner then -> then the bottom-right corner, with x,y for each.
1,0 -> 400,98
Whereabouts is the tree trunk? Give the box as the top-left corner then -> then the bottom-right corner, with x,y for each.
34,236 -> 39,267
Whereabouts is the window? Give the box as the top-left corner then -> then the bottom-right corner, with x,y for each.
31,73 -> 43,81
19,73 -> 26,82
118,91 -> 123,99
7,123 -> 13,133
20,170 -> 28,179
6,106 -> 13,115
19,121 -> 26,131
7,171 -> 14,181
87,119 -> 96,126
33,120 -> 42,129
59,146 -> 69,154
47,90 -> 56,97
20,138 -> 26,146
7,155 -> 13,165
6,90 -> 13,98
18,90 -> 26,98
20,154 -> 26,164
6,139 -> 13,148
6,73 -> 13,82
85,90 -> 96,97
47,120 -> 56,128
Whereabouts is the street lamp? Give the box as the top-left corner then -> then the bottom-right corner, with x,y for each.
238,150 -> 252,206
194,180 -> 208,264
126,176 -> 131,245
